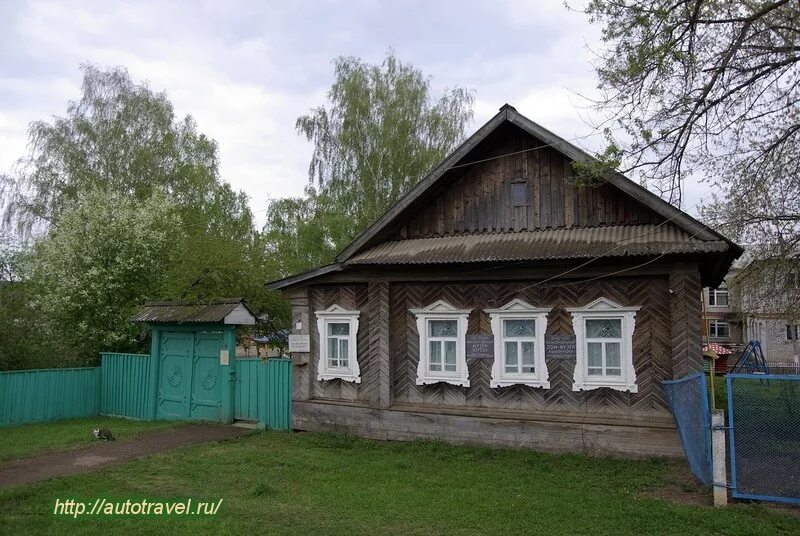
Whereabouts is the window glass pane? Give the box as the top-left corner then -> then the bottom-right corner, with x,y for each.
587,342 -> 603,368
717,290 -> 728,306
606,342 -> 620,368
504,319 -> 535,337
586,319 -> 621,338
606,368 -> 622,376
429,341 -> 441,373
339,339 -> 348,367
328,337 -> 338,360
429,341 -> 442,366
430,319 -> 457,337
588,368 -> 603,375
328,322 -> 349,336
521,342 -> 535,373
711,321 -> 729,338
444,341 -> 456,367
505,341 -> 518,369
511,182 -> 527,204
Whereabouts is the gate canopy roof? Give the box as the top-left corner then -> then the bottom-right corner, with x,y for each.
133,298 -> 256,325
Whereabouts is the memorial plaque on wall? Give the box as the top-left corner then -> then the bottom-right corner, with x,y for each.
466,334 -> 494,359
288,334 -> 310,353
545,335 -> 576,360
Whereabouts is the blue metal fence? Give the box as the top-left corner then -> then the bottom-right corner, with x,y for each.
662,373 -> 712,486
727,373 -> 800,504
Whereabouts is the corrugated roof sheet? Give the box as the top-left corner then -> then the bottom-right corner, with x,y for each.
133,298 -> 252,323
347,224 -> 728,265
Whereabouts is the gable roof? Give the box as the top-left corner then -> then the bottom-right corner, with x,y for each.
133,298 -> 256,325
267,105 -> 742,290
336,104 -> 739,263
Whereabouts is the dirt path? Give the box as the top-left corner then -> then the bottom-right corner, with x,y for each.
0,423 -> 251,488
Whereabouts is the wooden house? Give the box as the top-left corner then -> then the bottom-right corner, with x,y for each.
267,105 -> 742,458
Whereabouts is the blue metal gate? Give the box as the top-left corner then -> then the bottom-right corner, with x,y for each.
727,373 -> 800,504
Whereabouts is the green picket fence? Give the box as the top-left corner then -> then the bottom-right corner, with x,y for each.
0,367 -> 101,427
235,358 -> 262,421
264,358 -> 293,430
100,353 -> 152,420
235,357 -> 293,429
1,355 -> 293,429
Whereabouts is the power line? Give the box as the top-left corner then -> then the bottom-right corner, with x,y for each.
247,132 -> 605,215
487,215 -> 736,304
455,195 -> 712,280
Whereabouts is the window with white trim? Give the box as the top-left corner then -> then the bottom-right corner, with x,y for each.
708,286 -> 729,307
709,320 -> 730,339
315,305 -> 361,383
486,299 -> 551,388
411,300 -> 470,387
568,298 -> 639,393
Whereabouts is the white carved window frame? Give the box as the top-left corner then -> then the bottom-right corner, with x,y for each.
411,300 -> 471,387
315,305 -> 361,383
486,299 -> 551,389
568,297 -> 640,393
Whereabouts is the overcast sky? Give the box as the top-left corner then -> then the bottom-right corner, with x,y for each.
0,0 -> 711,226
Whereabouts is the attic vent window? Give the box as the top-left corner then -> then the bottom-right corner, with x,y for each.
511,181 -> 528,206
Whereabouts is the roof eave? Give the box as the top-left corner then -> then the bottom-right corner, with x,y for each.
265,263 -> 343,291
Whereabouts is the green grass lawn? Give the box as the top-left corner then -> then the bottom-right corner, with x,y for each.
1,431 -> 798,535
0,417 -> 183,463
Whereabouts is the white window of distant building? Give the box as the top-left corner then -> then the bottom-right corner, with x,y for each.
568,297 -> 640,393
708,286 -> 729,307
411,300 -> 471,387
315,305 -> 361,382
709,320 -> 730,339
787,324 -> 800,341
486,299 -> 551,388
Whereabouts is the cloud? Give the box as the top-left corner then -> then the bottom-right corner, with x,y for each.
0,0 -> 711,225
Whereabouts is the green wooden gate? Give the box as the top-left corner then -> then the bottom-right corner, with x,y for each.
153,327 -> 232,423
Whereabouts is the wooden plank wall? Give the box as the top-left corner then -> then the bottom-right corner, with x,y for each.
669,271 -> 703,377
294,275 -> 680,420
287,289 -> 312,401
308,284 -> 373,404
387,277 -> 673,418
395,125 -> 662,239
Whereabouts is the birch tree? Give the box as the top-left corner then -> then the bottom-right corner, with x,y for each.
265,51 -> 475,274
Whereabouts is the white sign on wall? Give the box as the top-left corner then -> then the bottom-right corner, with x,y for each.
219,349 -> 229,366
288,334 -> 311,353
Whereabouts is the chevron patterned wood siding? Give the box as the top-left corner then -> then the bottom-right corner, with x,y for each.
298,274 -> 697,421
308,284 -> 373,404
388,277 -> 674,418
